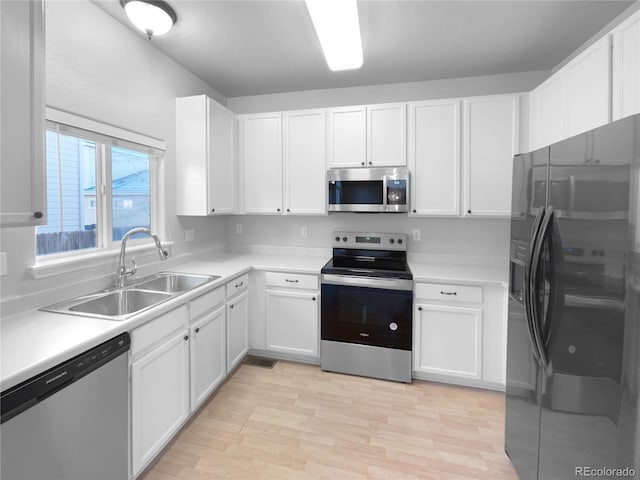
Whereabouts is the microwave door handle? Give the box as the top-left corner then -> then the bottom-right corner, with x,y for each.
569,174 -> 576,212
382,176 -> 388,207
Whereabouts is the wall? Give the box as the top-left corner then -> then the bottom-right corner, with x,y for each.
227,71 -> 547,114
0,0 -> 228,312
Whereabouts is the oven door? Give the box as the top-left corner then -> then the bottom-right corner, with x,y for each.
321,275 -> 413,350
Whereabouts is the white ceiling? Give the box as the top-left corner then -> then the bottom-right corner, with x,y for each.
94,0 -> 634,98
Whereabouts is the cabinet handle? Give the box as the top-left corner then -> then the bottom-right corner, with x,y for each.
286,208 -> 290,212
368,161 -> 372,165
277,208 -> 281,212
312,296 -> 316,301
467,210 -> 472,214
230,304 -> 234,309
440,291 -> 457,296
184,335 -> 189,341
361,162 -> 365,166
235,281 -> 244,288
33,211 -> 43,219
195,327 -> 200,333
285,279 -> 299,283
412,209 -> 416,213
211,208 -> 215,212
418,306 -> 423,311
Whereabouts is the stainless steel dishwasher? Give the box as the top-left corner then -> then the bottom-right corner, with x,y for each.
1,332 -> 130,480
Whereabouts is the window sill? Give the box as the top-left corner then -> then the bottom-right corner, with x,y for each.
29,241 -> 174,280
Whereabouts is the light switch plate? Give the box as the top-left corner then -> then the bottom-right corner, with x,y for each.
0,252 -> 7,276
301,225 -> 308,238
184,229 -> 195,242
236,223 -> 243,235
412,229 -> 421,242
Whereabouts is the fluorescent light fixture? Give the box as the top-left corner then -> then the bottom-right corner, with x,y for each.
121,0 -> 177,39
305,0 -> 363,72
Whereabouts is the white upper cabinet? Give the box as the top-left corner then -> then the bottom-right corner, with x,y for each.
284,110 -> 327,215
239,113 -> 283,214
408,99 -> 461,216
530,72 -> 568,149
565,35 -> 611,137
176,95 -> 235,216
328,104 -> 406,168
612,10 -> 640,121
367,103 -> 407,167
530,35 -> 612,149
327,106 -> 366,168
463,94 -> 519,217
1,0 -> 46,226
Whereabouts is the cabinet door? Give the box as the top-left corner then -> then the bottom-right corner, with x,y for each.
530,72 -> 567,149
414,303 -> 482,380
463,94 -> 519,217
190,305 -> 226,410
328,106 -> 366,168
239,113 -> 283,214
1,0 -> 46,226
408,99 -> 460,216
367,103 -> 407,167
612,11 -> 640,121
284,110 -> 326,215
131,331 -> 189,475
227,291 -> 249,371
208,99 -> 236,214
266,289 -> 319,357
565,36 -> 611,137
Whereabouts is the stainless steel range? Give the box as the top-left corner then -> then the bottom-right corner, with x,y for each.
320,232 -> 413,383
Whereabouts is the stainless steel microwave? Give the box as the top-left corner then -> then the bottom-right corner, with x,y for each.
327,167 -> 409,213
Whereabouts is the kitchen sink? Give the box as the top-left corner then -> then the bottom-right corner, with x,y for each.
68,289 -> 171,317
133,272 -> 219,293
40,271 -> 219,321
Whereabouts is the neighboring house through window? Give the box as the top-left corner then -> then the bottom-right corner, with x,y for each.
36,111 -> 164,257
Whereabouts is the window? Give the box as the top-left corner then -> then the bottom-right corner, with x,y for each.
36,117 -> 163,257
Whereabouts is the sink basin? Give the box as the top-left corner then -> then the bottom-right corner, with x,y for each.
68,289 -> 171,317
134,272 -> 219,293
40,271 -> 220,321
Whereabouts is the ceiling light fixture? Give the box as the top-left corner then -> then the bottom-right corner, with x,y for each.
120,0 -> 177,40
304,0 -> 363,72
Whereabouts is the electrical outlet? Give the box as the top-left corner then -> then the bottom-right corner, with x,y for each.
0,252 -> 6,276
412,229 -> 421,242
236,223 -> 243,235
184,229 -> 195,242
301,225 -> 308,238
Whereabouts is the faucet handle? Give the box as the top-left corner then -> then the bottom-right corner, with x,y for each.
129,258 -> 137,277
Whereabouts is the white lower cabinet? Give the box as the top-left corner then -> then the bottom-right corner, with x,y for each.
414,303 -> 483,380
227,291 -> 249,371
265,289 -> 319,357
131,322 -> 189,476
190,304 -> 226,410
413,281 -> 507,389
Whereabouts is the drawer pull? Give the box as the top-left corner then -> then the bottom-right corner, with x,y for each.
195,327 -> 200,333
285,279 -> 299,283
440,291 -> 457,295
230,304 -> 234,309
235,281 -> 244,288
183,335 -> 189,341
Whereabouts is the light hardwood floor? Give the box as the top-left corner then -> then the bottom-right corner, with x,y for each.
142,360 -> 519,480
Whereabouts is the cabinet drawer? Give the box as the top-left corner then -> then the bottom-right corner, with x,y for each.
415,283 -> 482,304
131,305 -> 188,358
226,273 -> 249,299
266,272 -> 318,290
190,286 -> 225,321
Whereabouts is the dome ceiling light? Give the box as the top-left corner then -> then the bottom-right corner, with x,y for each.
120,0 -> 177,40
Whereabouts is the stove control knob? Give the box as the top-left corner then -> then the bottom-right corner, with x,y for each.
342,236 -> 348,242
335,236 -> 340,242
397,238 -> 403,244
389,238 -> 395,244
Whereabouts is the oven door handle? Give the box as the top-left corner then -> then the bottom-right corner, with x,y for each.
321,274 -> 413,291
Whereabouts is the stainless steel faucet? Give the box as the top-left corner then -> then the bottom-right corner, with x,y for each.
116,228 -> 169,288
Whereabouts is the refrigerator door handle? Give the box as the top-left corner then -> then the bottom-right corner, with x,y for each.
529,206 -> 554,370
524,207 -> 546,364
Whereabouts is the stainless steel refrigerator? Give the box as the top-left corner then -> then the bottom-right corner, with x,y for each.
505,114 -> 640,480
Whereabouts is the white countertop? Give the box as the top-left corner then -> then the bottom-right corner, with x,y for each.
1,251 -> 505,392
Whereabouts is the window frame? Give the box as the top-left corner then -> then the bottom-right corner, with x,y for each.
34,108 -> 167,268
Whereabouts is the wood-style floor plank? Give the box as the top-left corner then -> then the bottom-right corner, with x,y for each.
141,361 -> 518,480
